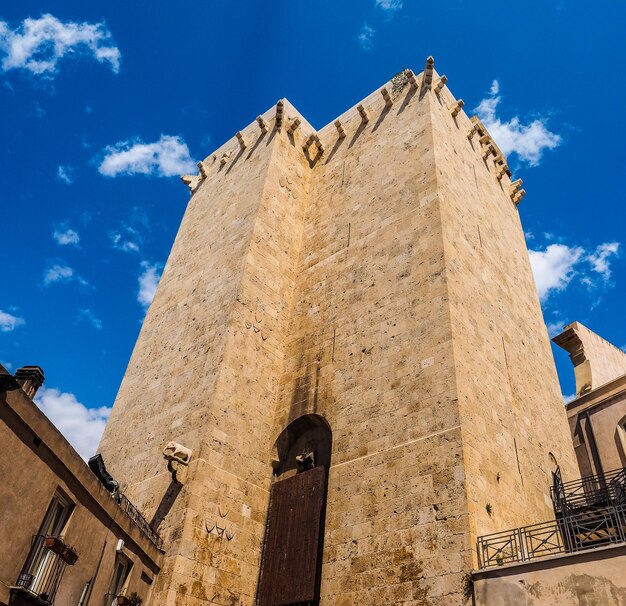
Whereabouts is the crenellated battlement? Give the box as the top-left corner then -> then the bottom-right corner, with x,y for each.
182,56 -> 525,203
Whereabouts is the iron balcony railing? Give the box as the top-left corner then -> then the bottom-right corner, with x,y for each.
15,535 -> 70,605
119,494 -> 163,550
477,503 -> 626,569
551,467 -> 626,515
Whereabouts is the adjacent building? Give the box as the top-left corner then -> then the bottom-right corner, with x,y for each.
0,364 -> 162,606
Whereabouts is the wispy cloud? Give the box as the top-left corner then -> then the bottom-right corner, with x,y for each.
77,308 -> 102,330
358,24 -> 375,51
109,231 -> 140,253
0,14 -> 120,77
34,386 -> 111,460
138,261 -> 162,309
586,242 -> 620,281
475,80 -> 561,166
98,135 -> 196,177
43,262 -> 88,287
57,165 -> 74,184
375,0 -> 403,10
53,224 -> 80,246
0,309 -> 25,332
529,241 -> 621,302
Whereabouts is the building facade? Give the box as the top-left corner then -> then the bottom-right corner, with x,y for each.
97,58 -> 579,605
554,322 -> 626,479
0,365 -> 162,606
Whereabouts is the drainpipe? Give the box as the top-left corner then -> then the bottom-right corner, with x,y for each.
81,539 -> 107,606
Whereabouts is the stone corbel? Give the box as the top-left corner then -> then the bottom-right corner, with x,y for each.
357,104 -> 369,124
450,99 -> 464,118
181,174 -> 202,193
256,116 -> 268,134
275,100 -> 284,131
334,120 -> 346,139
380,87 -> 393,107
433,75 -> 448,94
236,132 -> 247,150
422,55 -> 435,89
405,69 -> 418,91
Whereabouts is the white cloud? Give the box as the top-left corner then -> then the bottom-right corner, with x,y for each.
529,244 -> 584,302
0,310 -> 25,332
0,14 -> 120,76
109,230 -> 140,253
77,308 -> 102,330
563,393 -> 577,404
57,165 -> 74,184
138,262 -> 161,308
98,135 -> 196,177
530,240 -> 621,303
586,242 -> 619,280
53,224 -> 80,246
375,0 -> 403,10
43,263 -> 88,287
358,24 -> 375,51
1,360 -> 14,371
475,80 -> 561,166
34,386 -> 111,460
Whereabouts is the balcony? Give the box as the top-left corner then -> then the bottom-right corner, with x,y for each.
477,467 -> 626,569
12,535 -> 77,605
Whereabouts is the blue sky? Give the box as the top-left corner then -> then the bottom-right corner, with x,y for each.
1,1 -> 625,458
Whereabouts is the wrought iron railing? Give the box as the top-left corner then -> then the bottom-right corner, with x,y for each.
551,467 -> 626,515
119,494 -> 163,550
15,535 -> 70,604
477,503 -> 626,569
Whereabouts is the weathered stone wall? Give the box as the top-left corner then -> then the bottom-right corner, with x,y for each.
272,76 -> 473,605
99,63 -> 579,606
99,101 -> 316,605
473,545 -> 626,605
428,79 -> 578,550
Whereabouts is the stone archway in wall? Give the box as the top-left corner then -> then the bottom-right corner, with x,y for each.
256,414 -> 332,606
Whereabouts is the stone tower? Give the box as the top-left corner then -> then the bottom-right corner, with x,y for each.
98,58 -> 577,605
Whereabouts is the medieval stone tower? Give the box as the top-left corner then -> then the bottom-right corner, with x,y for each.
98,57 -> 578,605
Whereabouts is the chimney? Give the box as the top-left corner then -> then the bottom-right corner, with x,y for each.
14,366 -> 45,398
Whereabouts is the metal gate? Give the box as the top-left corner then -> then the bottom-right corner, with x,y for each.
256,465 -> 326,606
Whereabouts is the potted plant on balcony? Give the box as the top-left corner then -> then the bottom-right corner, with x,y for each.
44,536 -> 65,555
60,544 -> 79,565
117,594 -> 142,606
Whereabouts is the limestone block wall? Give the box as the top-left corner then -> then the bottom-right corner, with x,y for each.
272,75 -> 473,605
99,101 -> 316,605
99,61 -> 580,606
428,77 -> 578,546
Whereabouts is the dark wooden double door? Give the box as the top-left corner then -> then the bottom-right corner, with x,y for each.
256,466 -> 327,606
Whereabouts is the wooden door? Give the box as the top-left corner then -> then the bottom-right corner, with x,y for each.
257,466 -> 326,606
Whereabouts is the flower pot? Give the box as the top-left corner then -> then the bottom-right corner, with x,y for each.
44,536 -> 65,555
61,545 -> 79,565
117,597 -> 130,606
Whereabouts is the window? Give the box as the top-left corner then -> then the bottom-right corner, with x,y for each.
16,490 -> 74,604
107,554 -> 132,606
617,415 -> 626,466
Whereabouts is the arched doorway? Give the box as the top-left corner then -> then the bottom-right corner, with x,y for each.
256,414 -> 332,606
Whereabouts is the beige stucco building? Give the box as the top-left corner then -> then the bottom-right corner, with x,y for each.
0,365 -> 162,606
554,322 -> 626,479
